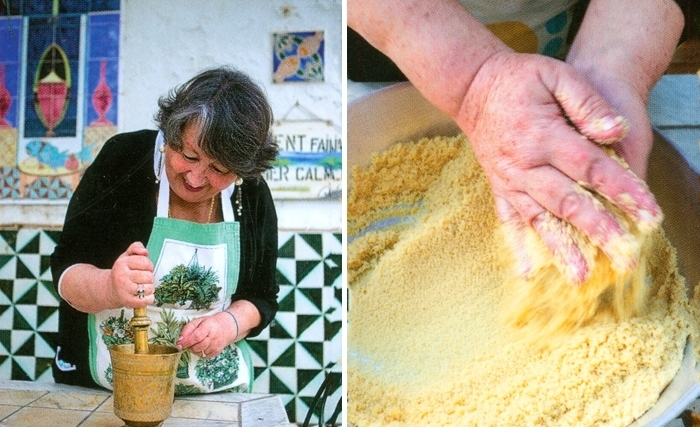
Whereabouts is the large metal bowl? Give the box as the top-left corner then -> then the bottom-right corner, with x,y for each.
348,81 -> 700,426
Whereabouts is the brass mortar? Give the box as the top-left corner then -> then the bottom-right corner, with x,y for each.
109,306 -> 181,427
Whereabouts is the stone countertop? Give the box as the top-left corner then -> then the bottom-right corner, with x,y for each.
0,380 -> 292,427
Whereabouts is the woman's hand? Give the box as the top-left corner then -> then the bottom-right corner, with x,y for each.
109,242 -> 155,308
349,0 -> 677,285
176,311 -> 238,358
456,51 -> 662,284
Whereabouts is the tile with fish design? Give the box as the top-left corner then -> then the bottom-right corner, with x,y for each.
272,31 -> 324,83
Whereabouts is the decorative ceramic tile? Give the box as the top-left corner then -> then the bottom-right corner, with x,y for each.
250,231 -> 342,423
0,8 -> 120,201
272,31 -> 324,83
0,17 -> 22,192
0,228 -> 342,424
266,119 -> 343,200
0,230 -> 59,383
20,0 -> 53,15
0,17 -> 22,132
0,167 -> 20,198
86,13 -> 119,129
25,16 -> 81,139
21,176 -> 74,199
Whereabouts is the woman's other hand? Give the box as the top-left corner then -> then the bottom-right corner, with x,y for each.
176,301 -> 261,358
109,242 -> 155,308
176,311 -> 237,358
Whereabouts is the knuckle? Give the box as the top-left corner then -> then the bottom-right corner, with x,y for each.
529,210 -> 548,229
568,92 -> 608,125
193,328 -> 208,341
582,156 -> 609,188
557,191 -> 584,222
508,192 -> 544,227
580,94 -> 608,118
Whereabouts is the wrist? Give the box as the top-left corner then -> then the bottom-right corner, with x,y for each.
567,51 -> 652,105
220,310 -> 240,344
61,265 -> 117,313
350,0 -> 510,118
103,268 -> 124,310
455,49 -> 514,133
566,0 -> 683,98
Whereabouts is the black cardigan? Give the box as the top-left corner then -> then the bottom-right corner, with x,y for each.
50,129 -> 279,387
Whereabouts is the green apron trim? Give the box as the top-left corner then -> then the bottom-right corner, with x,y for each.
87,313 -> 100,385
236,339 -> 254,392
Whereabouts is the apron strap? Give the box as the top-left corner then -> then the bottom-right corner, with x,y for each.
221,184 -> 235,222
155,132 -> 237,222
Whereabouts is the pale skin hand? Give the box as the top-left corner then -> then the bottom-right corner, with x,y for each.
176,300 -> 261,358
59,241 -> 155,313
458,50 -> 661,283
567,0 -> 685,180
349,0 -> 683,284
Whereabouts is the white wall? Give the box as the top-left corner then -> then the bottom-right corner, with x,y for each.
120,0 -> 342,232
120,0 -> 341,131
1,0 -> 342,231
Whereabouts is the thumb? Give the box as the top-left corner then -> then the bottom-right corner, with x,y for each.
551,71 -> 629,144
176,318 -> 203,349
125,241 -> 148,257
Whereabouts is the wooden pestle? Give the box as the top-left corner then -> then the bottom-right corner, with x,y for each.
129,307 -> 151,354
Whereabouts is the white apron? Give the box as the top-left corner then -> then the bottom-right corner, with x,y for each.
88,133 -> 253,394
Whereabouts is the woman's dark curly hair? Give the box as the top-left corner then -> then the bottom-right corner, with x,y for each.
154,66 -> 278,179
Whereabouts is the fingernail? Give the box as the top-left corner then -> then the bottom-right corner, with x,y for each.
534,213 -> 590,285
590,115 -> 629,144
601,232 -> 640,273
615,188 -> 663,233
593,115 -> 623,131
635,208 -> 663,233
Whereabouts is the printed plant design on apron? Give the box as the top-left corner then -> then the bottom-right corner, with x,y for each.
88,132 -> 253,395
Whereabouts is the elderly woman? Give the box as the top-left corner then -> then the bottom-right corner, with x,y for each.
50,66 -> 279,394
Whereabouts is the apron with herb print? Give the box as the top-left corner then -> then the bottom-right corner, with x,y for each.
88,134 -> 252,395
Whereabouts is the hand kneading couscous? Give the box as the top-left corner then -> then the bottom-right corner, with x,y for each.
347,134 -> 699,427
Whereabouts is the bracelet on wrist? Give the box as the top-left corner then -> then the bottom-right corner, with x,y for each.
223,310 -> 240,343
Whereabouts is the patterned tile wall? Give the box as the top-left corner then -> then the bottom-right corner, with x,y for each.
0,227 -> 342,425
0,4 -> 120,201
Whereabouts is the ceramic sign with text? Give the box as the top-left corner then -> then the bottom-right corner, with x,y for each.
265,120 -> 341,199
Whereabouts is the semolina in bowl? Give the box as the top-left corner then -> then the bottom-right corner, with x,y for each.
347,82 -> 700,427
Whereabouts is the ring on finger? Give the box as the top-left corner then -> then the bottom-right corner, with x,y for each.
136,284 -> 144,299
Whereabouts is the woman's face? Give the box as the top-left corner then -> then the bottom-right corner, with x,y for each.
164,124 -> 237,204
